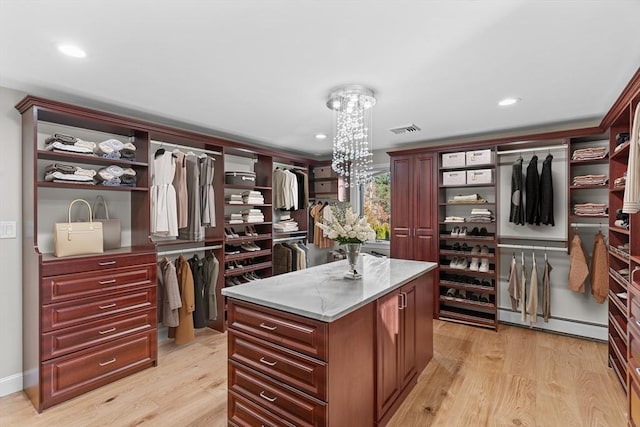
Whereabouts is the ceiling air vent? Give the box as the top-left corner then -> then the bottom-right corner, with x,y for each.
389,124 -> 421,135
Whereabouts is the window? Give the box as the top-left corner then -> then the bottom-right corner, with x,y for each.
359,169 -> 391,241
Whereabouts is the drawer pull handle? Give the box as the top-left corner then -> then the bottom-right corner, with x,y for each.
259,357 -> 277,366
99,357 -> 116,367
259,391 -> 277,403
99,303 -> 117,310
98,260 -> 117,266
98,327 -> 116,335
259,323 -> 277,331
637,367 -> 640,377
99,279 -> 116,285
636,320 -> 640,328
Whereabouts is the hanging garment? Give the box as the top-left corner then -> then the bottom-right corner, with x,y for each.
509,157 -> 525,225
178,153 -> 204,241
172,151 -> 188,229
538,153 -> 555,226
273,243 -> 293,275
159,257 -> 182,327
189,254 -> 207,329
310,203 -> 334,248
590,231 -> 609,303
520,252 -> 527,322
507,254 -> 520,310
542,254 -> 552,322
527,253 -> 539,325
203,252 -> 219,321
284,242 -> 299,271
168,255 -> 195,344
199,156 -> 216,227
525,155 -> 540,225
151,151 -> 178,237
568,233 -> 589,293
292,169 -> 309,210
623,103 -> 640,213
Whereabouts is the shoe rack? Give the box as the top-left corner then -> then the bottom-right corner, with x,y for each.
437,148 -> 498,330
223,149 -> 274,288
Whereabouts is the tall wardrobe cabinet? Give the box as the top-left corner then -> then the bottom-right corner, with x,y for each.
389,152 -> 437,262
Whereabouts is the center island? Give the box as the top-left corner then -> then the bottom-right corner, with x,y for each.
221,255 -> 437,426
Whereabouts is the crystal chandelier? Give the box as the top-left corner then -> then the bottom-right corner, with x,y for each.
326,85 -> 376,188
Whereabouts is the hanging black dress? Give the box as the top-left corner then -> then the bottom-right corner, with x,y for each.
509,157 -> 525,225
189,254 -> 207,328
538,153 -> 554,226
525,155 -> 540,225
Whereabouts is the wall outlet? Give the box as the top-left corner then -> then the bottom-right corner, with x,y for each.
0,221 -> 17,239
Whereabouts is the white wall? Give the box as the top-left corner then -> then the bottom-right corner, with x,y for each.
0,86 -> 26,396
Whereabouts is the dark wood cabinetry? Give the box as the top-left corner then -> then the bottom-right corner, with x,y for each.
390,153 -> 437,262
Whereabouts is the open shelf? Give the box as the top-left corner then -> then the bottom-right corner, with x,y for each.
37,181 -> 147,191
438,306 -> 496,328
569,156 -> 609,165
224,261 -> 272,277
37,150 -> 148,167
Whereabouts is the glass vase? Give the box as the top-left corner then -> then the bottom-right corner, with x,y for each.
344,243 -> 362,279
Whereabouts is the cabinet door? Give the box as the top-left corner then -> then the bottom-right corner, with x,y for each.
412,153 -> 437,262
390,155 -> 412,259
399,281 -> 417,389
376,290 -> 401,418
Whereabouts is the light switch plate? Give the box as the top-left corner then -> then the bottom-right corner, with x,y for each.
0,221 -> 17,239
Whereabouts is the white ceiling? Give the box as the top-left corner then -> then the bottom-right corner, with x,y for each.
1,1 -> 639,157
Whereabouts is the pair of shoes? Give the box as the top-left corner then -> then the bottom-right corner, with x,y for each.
452,242 -> 461,252
449,257 -> 468,269
226,277 -> 243,286
480,279 -> 492,288
469,245 -> 481,271
458,226 -> 467,237
245,225 -> 259,237
479,259 -> 490,272
242,272 -> 261,281
225,244 -> 241,255
225,227 -> 240,239
227,260 -> 244,270
241,242 -> 261,252
450,226 -> 461,236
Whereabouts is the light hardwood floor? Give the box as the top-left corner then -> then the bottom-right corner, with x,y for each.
0,320 -> 627,426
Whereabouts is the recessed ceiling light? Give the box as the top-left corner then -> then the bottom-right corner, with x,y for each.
498,97 -> 520,107
315,133 -> 327,140
57,44 -> 87,58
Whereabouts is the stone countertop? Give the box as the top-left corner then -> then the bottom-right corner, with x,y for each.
221,255 -> 437,322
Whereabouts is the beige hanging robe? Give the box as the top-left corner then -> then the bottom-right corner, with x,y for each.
568,233 -> 589,293
507,254 -> 520,310
527,252 -> 539,325
590,231 -> 609,303
520,252 -> 527,322
542,253 -> 552,322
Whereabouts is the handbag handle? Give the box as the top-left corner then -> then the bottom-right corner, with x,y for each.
92,195 -> 110,220
67,199 -> 94,228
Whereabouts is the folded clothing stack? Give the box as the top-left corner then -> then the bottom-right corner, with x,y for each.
444,216 -> 465,223
241,208 -> 264,223
613,172 -> 627,188
273,221 -> 299,232
95,165 -> 125,186
447,193 -> 488,204
571,146 -> 608,161
227,213 -> 243,224
44,163 -> 96,184
467,208 -> 494,222
573,203 -> 607,217
226,194 -> 243,204
572,174 -> 608,186
615,132 -> 630,151
242,190 -> 264,204
44,133 -> 95,155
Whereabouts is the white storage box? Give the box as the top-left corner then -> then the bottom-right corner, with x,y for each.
442,152 -> 466,168
313,166 -> 337,179
465,149 -> 493,166
442,171 -> 467,186
466,169 -> 493,185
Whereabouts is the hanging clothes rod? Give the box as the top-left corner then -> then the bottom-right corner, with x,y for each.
150,140 -> 222,156
273,236 -> 307,243
497,243 -> 567,252
273,161 -> 307,171
497,144 -> 567,156
570,222 -> 608,228
157,244 -> 222,257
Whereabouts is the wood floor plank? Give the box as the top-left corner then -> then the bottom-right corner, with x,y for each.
0,321 -> 628,426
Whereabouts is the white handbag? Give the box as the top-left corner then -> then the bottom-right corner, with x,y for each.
53,199 -> 104,257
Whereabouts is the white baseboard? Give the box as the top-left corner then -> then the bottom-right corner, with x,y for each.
498,308 -> 607,341
0,373 -> 23,397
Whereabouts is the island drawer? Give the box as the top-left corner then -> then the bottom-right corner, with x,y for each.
229,329 -> 327,400
228,300 -> 328,360
229,361 -> 327,427
229,391 -> 296,427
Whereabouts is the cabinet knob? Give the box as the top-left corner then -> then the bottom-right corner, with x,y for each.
259,357 -> 277,367
259,391 -> 277,403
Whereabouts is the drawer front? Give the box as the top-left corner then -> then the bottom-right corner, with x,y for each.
41,252 -> 156,277
229,391 -> 296,427
41,309 -> 156,360
42,287 -> 156,332
228,300 -> 327,360
229,330 -> 327,400
41,330 -> 156,409
229,362 -> 326,427
313,180 -> 338,194
42,265 -> 155,304
632,375 -> 640,427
